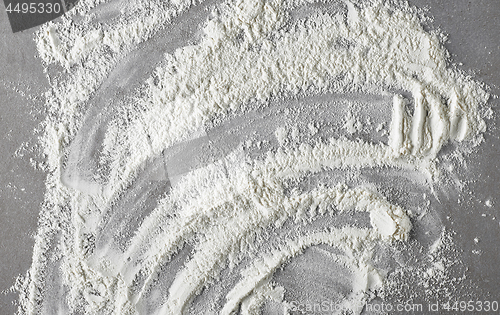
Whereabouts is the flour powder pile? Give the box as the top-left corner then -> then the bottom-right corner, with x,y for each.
15,0 -> 492,314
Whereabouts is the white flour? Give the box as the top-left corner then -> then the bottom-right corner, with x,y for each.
16,0 -> 491,314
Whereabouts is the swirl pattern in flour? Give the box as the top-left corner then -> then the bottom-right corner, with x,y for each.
18,0 -> 489,314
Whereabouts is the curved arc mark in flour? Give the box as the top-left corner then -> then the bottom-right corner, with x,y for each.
109,0 -> 488,198
60,0 -> 216,196
221,228 -> 377,315
110,147 -> 412,314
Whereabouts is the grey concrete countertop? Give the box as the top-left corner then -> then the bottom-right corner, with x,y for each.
0,7 -> 48,315
0,1 -> 499,314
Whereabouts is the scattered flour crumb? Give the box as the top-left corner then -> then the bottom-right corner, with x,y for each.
343,111 -> 363,134
308,122 -> 318,135
275,126 -> 288,146
290,126 -> 299,141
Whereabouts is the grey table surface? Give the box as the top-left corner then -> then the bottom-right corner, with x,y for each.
0,0 -> 499,314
